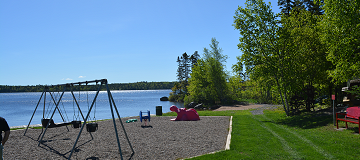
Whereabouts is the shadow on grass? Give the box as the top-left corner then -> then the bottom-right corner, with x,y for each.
275,113 -> 333,129
345,127 -> 360,134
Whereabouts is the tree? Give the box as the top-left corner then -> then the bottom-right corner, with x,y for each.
186,59 -> 210,104
181,52 -> 190,84
203,38 -> 229,102
278,0 -> 305,16
190,51 -> 200,69
278,0 -> 324,17
234,0 -> 292,115
171,51 -> 200,102
304,0 -> 323,15
175,56 -> 184,95
176,56 -> 183,82
185,38 -> 229,106
203,38 -> 228,66
279,8 -> 333,111
278,0 -> 293,16
320,0 -> 360,83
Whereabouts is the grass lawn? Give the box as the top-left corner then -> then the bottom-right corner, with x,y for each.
163,107 -> 360,160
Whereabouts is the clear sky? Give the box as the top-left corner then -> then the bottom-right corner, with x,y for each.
0,0 -> 280,86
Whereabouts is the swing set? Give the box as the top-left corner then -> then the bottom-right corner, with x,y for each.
24,79 -> 134,160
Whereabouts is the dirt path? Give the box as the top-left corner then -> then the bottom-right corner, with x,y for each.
213,104 -> 265,111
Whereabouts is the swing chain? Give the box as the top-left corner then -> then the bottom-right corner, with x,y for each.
45,89 -> 58,118
72,84 -> 80,121
58,86 -> 69,122
93,82 -> 97,121
77,84 -> 82,120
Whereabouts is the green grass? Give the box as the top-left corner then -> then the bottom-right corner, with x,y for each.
163,108 -> 360,160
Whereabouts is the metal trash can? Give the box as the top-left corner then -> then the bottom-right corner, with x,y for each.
156,106 -> 162,116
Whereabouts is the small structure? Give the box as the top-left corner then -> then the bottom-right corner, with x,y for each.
139,110 -> 150,126
342,79 -> 360,107
170,105 -> 200,121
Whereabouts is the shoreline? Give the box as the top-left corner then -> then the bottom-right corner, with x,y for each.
11,104 -> 270,129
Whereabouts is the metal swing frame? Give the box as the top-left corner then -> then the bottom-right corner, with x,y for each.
24,79 -> 134,160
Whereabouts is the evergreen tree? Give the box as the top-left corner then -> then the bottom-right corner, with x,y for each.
171,51 -> 201,102
190,51 -> 200,69
176,56 -> 184,82
278,0 -> 294,16
181,52 -> 190,84
304,0 -> 323,15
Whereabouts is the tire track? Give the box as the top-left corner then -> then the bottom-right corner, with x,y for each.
260,114 -> 335,159
250,115 -> 302,159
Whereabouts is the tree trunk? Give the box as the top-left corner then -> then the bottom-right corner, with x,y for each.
274,73 -> 290,116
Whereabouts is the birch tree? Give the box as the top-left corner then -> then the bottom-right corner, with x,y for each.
234,0 -> 291,115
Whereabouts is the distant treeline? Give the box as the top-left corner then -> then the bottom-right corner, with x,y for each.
0,81 -> 176,93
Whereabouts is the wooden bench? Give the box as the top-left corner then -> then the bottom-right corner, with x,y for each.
336,106 -> 360,133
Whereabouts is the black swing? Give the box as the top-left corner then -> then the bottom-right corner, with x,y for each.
41,87 -> 73,128
71,86 -> 82,128
41,118 -> 73,128
85,83 -> 98,132
71,120 -> 82,128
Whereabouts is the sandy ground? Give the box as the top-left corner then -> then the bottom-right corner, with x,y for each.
214,104 -> 265,111
5,116 -> 230,160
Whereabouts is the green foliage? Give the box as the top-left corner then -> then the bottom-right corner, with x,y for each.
239,78 -> 277,104
278,8 -> 333,111
170,51 -> 200,102
185,38 -> 231,107
227,75 -> 244,100
321,0 -> 360,83
233,0 -> 293,115
232,0 -> 349,114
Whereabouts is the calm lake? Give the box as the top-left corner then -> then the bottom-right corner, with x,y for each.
0,89 -> 183,127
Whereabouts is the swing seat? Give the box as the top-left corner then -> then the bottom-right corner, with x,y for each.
86,123 -> 98,132
71,120 -> 82,128
41,118 -> 73,128
42,118 -> 56,128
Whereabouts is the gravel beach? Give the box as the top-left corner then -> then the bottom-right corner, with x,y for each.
4,116 -> 230,160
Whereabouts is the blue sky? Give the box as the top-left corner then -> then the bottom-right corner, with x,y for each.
0,0 -> 280,86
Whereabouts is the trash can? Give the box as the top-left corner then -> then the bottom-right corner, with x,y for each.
156,106 -> 162,116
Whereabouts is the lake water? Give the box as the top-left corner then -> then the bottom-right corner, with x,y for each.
0,90 -> 183,127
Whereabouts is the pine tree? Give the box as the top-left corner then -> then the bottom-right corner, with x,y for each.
279,0 -> 323,16
172,51 -> 201,102
304,0 -> 323,15
176,56 -> 184,82
278,0 -> 294,16
190,51 -> 200,69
